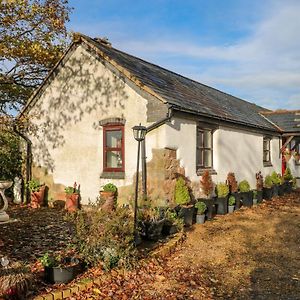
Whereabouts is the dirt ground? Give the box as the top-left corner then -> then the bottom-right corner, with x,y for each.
70,191 -> 300,300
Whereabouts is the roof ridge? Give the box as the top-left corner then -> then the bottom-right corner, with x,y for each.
87,35 -> 269,111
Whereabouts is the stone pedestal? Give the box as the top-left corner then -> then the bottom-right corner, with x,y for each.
0,180 -> 13,223
0,212 -> 9,222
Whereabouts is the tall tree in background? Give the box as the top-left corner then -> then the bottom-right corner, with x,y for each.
0,0 -> 71,115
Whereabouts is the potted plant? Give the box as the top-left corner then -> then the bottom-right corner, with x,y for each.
175,177 -> 193,226
270,171 -> 281,197
283,167 -> 293,193
40,252 -> 83,284
215,182 -> 229,215
65,182 -> 80,212
226,172 -> 241,209
228,195 -> 235,213
238,180 -> 253,207
255,172 -> 263,202
283,148 -> 291,162
27,179 -> 45,208
138,207 -> 165,241
199,170 -> 215,220
162,208 -> 183,235
263,175 -> 273,200
277,174 -> 285,196
100,183 -> 118,212
194,201 -> 207,224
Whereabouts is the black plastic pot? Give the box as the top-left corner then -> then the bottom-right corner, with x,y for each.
215,197 -> 228,215
278,184 -> 284,196
240,191 -> 253,207
44,261 -> 83,284
263,187 -> 273,200
198,198 -> 215,220
273,185 -> 279,197
162,220 -> 178,236
178,206 -> 194,226
286,181 -> 293,193
141,219 -> 165,241
256,190 -> 263,203
232,192 -> 242,209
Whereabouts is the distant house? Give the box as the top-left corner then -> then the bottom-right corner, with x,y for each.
18,34 -> 300,204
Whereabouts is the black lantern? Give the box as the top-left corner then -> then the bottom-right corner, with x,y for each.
132,124 -> 147,142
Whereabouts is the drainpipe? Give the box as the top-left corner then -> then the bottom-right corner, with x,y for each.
13,122 -> 32,203
141,106 -> 173,200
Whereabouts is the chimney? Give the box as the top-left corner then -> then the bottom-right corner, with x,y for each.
93,37 -> 112,47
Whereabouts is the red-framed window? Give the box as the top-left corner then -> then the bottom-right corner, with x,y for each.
103,124 -> 125,172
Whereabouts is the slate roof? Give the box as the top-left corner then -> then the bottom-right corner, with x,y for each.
261,111 -> 300,133
83,35 -> 278,132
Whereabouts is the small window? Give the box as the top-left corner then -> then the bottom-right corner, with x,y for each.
263,137 -> 271,165
196,127 -> 213,170
103,124 -> 124,172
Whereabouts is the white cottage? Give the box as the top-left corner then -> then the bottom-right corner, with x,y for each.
18,34 -> 300,204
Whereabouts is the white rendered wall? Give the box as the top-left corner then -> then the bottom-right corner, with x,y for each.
28,45 -> 163,203
163,117 -> 282,189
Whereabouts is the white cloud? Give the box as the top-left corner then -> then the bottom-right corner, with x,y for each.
116,1 -> 300,109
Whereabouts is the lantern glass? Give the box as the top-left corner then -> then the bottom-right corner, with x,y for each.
132,125 -> 147,141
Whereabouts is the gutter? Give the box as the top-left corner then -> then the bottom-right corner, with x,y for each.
13,122 -> 32,203
171,105 -> 280,134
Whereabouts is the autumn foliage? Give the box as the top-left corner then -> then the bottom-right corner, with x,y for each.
226,172 -> 238,193
200,170 -> 214,197
0,0 -> 71,114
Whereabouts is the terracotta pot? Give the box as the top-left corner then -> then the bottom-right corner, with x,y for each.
100,191 -> 116,212
65,193 -> 79,212
30,185 -> 45,208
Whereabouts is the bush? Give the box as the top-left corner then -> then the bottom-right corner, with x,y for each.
216,183 -> 229,198
26,179 -> 40,192
174,177 -> 190,205
102,183 -> 118,193
283,167 -> 293,181
271,171 -> 281,185
66,207 -> 138,270
264,175 -> 273,188
226,172 -> 238,193
200,170 -> 214,197
0,130 -> 22,181
194,201 -> 207,214
238,180 -> 250,192
228,195 -> 235,206
65,186 -> 79,194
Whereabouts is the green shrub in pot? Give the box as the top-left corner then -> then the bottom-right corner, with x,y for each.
216,182 -> 229,198
195,201 -> 207,215
238,180 -> 250,193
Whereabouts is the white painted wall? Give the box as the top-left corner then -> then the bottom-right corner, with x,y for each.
28,45 -> 163,203
162,116 -> 283,189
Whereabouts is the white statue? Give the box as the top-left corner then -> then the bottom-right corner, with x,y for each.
13,176 -> 22,204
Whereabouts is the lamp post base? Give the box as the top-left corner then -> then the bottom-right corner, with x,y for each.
0,212 -> 9,222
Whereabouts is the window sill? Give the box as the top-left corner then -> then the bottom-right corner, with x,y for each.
263,162 -> 273,167
100,172 -> 125,179
196,168 -> 217,176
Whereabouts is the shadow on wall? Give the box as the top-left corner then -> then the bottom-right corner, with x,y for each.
25,45 -> 128,173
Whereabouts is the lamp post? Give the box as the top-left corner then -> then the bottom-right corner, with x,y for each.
132,124 -> 147,244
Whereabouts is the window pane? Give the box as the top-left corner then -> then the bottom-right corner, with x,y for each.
196,149 -> 203,167
263,151 -> 270,162
106,151 -> 123,168
204,130 -> 211,148
197,130 -> 203,148
263,139 -> 270,151
204,150 -> 212,167
106,130 -> 122,148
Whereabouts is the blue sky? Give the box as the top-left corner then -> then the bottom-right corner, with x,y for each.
68,0 -> 300,110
